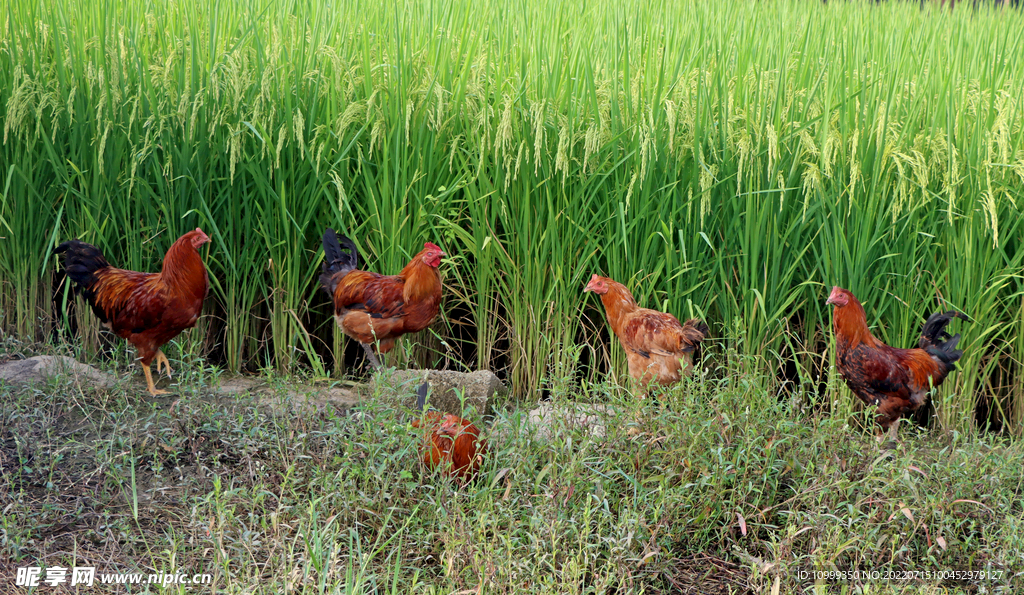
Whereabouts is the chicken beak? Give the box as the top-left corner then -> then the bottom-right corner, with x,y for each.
825,286 -> 841,306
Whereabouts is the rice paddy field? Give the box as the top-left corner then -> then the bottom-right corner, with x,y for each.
2,0 -> 1024,592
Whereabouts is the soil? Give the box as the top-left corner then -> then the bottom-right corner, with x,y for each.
0,356 -> 742,594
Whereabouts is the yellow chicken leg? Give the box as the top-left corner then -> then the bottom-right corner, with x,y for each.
143,365 -> 170,396
155,350 -> 174,378
886,421 -> 900,443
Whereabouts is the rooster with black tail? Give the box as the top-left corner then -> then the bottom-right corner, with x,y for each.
827,286 -> 968,442
55,229 -> 210,395
319,228 -> 444,370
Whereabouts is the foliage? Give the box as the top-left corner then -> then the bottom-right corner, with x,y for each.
2,0 -> 1024,432
0,351 -> 1021,593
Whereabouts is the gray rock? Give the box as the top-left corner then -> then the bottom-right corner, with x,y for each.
255,385 -> 363,416
215,376 -> 264,395
212,376 -> 363,416
522,401 -> 615,440
0,355 -> 116,388
370,369 -> 506,418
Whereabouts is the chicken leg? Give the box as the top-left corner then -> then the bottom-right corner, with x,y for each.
361,342 -> 383,370
876,420 -> 900,449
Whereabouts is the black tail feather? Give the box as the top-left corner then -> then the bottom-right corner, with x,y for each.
54,240 -> 114,322
918,310 -> 967,366
415,382 -> 429,412
319,228 -> 360,296
55,240 -> 111,291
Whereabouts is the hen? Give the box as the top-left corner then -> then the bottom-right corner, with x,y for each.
826,286 -> 967,441
584,274 -> 708,393
319,228 -> 444,370
56,229 -> 211,395
410,383 -> 487,482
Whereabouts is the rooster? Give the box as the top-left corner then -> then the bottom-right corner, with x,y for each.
56,229 -> 211,396
584,274 -> 708,393
319,228 -> 444,370
410,383 -> 487,482
826,286 -> 967,441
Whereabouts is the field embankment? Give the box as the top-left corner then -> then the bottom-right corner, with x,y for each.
0,349 -> 1022,593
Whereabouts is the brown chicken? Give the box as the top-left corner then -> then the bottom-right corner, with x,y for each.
56,229 -> 211,395
410,383 -> 487,482
319,228 -> 444,369
584,274 -> 708,392
827,286 -> 967,441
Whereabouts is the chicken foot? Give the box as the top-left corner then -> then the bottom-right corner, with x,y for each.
155,350 -> 174,378
142,365 -> 170,396
876,420 -> 901,448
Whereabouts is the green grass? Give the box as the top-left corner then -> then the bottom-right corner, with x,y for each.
1,0 -> 1024,436
3,2 -> 1024,590
0,344 -> 1021,593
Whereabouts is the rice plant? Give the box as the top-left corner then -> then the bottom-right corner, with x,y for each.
2,0 -> 1023,433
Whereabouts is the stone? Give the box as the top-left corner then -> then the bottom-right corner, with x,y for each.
211,376 -> 363,416
370,369 -> 506,418
215,376 -> 263,395
0,355 -> 116,389
522,401 -> 615,440
254,385 -> 363,416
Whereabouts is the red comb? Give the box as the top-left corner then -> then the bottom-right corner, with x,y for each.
424,242 -> 442,252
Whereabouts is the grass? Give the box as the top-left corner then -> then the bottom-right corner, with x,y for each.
1,0 -> 1024,434
0,340 -> 1022,593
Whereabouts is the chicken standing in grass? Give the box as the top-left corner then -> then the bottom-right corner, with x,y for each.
584,274 -> 708,393
55,229 -> 211,396
826,286 -> 967,441
319,228 -> 444,370
411,383 -> 487,482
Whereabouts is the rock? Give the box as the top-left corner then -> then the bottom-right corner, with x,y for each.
215,376 -> 264,395
254,385 -> 363,416
0,355 -> 116,389
521,401 -> 616,440
211,376 -> 364,416
370,369 -> 506,418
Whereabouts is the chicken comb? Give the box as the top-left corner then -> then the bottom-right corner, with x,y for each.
424,241 -> 442,252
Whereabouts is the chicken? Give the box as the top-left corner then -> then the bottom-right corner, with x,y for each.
410,383 -> 487,482
55,229 -> 211,396
319,228 -> 444,370
826,286 -> 967,441
584,274 -> 708,392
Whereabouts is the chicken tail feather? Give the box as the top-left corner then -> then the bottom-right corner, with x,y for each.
415,382 -> 429,411
55,240 -> 112,304
681,319 -> 710,349
55,240 -> 111,286
55,240 -> 118,323
320,228 -> 360,296
918,310 -> 967,366
687,319 -> 710,338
